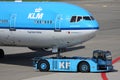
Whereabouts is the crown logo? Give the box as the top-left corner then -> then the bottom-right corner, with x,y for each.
35,7 -> 42,12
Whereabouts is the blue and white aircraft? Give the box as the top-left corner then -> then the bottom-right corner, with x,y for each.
0,2 -> 99,58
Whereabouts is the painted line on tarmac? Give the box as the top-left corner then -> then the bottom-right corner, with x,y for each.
101,56 -> 120,80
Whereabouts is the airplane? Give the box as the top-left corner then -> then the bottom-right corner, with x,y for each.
0,2 -> 99,58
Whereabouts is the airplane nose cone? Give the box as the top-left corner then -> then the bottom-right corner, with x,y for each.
87,20 -> 99,29
80,20 -> 99,30
93,20 -> 99,29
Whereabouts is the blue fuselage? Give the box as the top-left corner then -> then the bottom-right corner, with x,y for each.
0,2 -> 99,30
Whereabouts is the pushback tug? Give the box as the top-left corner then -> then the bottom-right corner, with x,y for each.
33,50 -> 113,72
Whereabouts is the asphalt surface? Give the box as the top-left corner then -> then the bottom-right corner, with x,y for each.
0,0 -> 120,80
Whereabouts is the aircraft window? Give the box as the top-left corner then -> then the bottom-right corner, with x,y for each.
34,20 -> 38,24
83,16 -> 91,20
47,20 -> 52,24
39,20 -> 41,24
77,16 -> 82,22
70,16 -> 77,22
50,20 -> 52,24
47,21 -> 49,24
44,21 -> 47,24
40,20 -> 45,24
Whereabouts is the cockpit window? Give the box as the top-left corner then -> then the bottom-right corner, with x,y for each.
70,16 -> 77,22
70,16 -> 82,22
83,16 -> 91,20
90,16 -> 95,20
77,16 -> 82,22
70,16 -> 95,23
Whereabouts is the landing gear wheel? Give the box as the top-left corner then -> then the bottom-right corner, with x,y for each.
38,60 -> 50,72
78,62 -> 90,72
0,49 -> 4,58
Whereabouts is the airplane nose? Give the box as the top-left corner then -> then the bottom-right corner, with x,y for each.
87,20 -> 99,29
79,20 -> 99,30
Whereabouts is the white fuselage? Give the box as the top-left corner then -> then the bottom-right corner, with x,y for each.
0,29 -> 97,48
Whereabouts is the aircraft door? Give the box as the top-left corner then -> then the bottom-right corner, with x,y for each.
7,14 -> 17,45
55,14 -> 62,32
10,14 -> 16,31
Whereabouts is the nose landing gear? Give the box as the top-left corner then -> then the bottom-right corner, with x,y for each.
52,47 -> 62,58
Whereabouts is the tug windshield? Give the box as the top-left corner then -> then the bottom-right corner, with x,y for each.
93,50 -> 112,61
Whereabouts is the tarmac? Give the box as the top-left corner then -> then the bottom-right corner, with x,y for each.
0,0 -> 120,80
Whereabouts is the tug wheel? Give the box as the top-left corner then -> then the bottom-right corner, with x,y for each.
78,62 -> 90,72
38,60 -> 50,72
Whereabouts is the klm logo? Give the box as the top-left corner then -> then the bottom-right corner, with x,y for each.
28,7 -> 44,19
59,61 -> 70,70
